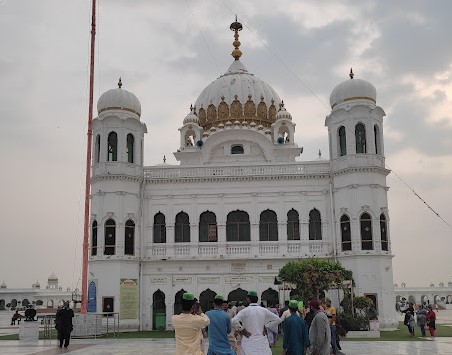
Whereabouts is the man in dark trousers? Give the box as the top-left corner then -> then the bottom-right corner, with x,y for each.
55,302 -> 74,348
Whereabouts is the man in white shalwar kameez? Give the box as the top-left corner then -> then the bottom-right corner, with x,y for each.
232,291 -> 281,355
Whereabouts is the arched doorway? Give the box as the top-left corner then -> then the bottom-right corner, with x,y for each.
261,288 -> 279,307
228,288 -> 248,304
408,295 -> 415,304
421,295 -> 429,306
22,299 -> 30,307
0,299 -> 5,310
446,295 -> 452,304
11,299 -> 17,309
174,289 -> 186,315
153,290 -> 166,330
200,289 -> 217,312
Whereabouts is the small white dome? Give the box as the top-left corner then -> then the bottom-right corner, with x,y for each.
0,281 -> 6,289
183,105 -> 199,125
276,101 -> 292,120
330,71 -> 376,109
97,79 -> 141,118
48,273 -> 58,281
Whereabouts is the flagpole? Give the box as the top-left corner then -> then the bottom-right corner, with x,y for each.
81,0 -> 96,314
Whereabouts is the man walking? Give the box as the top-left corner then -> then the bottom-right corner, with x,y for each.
231,290 -> 281,355
172,292 -> 210,355
55,302 -> 74,348
325,298 -> 337,354
308,299 -> 330,355
222,300 -> 238,353
206,295 -> 236,355
282,300 -> 310,355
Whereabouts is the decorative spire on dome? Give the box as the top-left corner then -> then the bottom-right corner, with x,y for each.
118,77 -> 123,88
349,68 -> 354,79
230,15 -> 243,60
163,155 -> 166,163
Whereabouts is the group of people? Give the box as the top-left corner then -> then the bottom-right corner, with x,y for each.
402,302 -> 436,338
172,290 -> 339,355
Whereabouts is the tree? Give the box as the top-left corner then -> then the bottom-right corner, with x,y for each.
278,258 -> 353,301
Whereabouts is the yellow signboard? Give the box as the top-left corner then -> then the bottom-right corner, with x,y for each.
120,279 -> 138,319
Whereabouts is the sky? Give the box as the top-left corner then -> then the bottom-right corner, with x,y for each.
0,0 -> 451,290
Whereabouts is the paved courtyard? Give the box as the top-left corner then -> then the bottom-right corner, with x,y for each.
1,311 -> 452,354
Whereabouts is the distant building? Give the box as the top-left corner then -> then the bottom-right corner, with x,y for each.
88,19 -> 398,330
395,282 -> 452,308
0,274 -> 76,310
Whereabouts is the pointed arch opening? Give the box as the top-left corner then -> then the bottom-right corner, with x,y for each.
287,209 -> 300,240
152,290 -> 166,330
200,289 -> 217,313
107,131 -> 118,161
338,126 -> 347,156
174,289 -> 186,315
380,213 -> 388,251
340,215 -> 351,251
360,213 -> 373,250
355,123 -> 367,154
175,212 -> 190,243
95,134 -> 100,163
199,211 -> 217,242
104,218 -> 116,255
227,288 -> 248,303
226,210 -> 250,242
153,212 -> 166,243
374,125 -> 380,155
261,288 -> 279,307
127,133 -> 134,163
309,209 -> 322,240
259,209 -> 278,241
125,220 -> 135,255
91,220 -> 98,256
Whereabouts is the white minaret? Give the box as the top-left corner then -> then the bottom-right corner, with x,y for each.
89,78 -> 147,324
325,69 -> 397,328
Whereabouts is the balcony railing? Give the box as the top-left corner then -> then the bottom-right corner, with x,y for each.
143,162 -> 330,181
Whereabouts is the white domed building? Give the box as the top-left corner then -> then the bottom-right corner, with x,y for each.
88,21 -> 397,330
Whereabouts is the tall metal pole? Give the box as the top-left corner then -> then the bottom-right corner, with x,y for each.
81,0 -> 96,314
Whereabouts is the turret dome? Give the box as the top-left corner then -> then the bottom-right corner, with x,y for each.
330,69 -> 376,109
97,78 -> 141,118
275,101 -> 292,120
183,105 -> 199,125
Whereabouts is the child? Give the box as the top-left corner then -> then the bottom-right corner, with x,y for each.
426,305 -> 436,338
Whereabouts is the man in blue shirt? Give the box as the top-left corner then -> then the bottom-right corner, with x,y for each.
283,300 -> 310,355
206,295 -> 236,355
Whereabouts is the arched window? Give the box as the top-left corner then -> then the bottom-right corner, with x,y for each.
107,132 -> 118,161
259,209 -> 278,241
226,210 -> 250,242
309,209 -> 322,240
340,215 -> 351,251
104,219 -> 116,255
360,213 -> 373,250
175,212 -> 190,243
91,220 -> 98,256
231,144 -> 244,154
374,125 -> 380,155
287,209 -> 300,240
95,134 -> 100,163
127,134 -> 134,163
355,123 -> 367,154
338,126 -> 347,156
125,220 -> 135,255
199,211 -> 217,242
380,213 -> 388,251
153,212 -> 166,243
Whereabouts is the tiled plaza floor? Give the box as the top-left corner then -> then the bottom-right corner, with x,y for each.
1,337 -> 452,355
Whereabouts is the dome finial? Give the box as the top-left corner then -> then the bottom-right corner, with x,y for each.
230,16 -> 243,60
118,77 -> 123,88
349,68 -> 354,79
163,155 -> 166,163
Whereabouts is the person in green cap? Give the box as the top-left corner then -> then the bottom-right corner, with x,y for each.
172,292 -> 210,355
282,300 -> 310,355
231,290 -> 281,355
205,295 -> 236,355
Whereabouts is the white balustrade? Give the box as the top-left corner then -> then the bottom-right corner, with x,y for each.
152,246 -> 166,256
144,162 -> 330,180
259,244 -> 279,254
198,245 -> 218,255
226,244 -> 251,255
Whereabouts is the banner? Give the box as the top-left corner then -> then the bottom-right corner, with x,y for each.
120,279 -> 138,319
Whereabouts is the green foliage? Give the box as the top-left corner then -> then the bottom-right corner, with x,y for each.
278,258 -> 352,301
338,313 -> 369,331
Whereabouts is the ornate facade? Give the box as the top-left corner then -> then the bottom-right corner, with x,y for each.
88,21 -> 398,330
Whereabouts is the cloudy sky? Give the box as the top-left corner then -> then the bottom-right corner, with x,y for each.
0,0 -> 451,291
